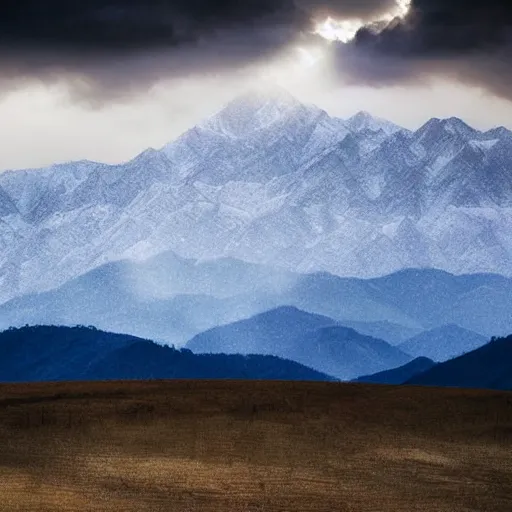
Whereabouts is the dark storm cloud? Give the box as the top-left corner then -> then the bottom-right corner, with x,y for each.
0,0 -> 394,102
3,1 -> 511,103
336,0 -> 512,100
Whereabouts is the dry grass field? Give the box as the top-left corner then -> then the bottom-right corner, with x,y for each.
0,379 -> 511,511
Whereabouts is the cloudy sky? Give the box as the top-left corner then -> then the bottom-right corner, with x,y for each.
2,0 -> 512,171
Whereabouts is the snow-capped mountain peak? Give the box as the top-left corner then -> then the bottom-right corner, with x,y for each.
347,110 -> 404,136
1,89 -> 512,306
416,117 -> 478,141
485,126 -> 512,140
442,117 -> 477,137
198,85 -> 310,137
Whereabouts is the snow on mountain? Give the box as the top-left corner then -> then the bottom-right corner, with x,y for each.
347,111 -> 405,137
0,87 -> 511,305
470,139 -> 499,151
484,126 -> 512,140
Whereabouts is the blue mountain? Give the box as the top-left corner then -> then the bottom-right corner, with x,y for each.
0,325 -> 337,383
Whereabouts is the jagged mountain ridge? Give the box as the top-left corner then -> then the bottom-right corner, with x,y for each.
1,86 -> 512,304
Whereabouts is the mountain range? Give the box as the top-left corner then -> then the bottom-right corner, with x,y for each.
352,334 -> 512,391
1,253 -> 510,346
185,306 -> 412,380
3,324 -> 510,391
0,325 -> 336,383
1,86 -> 512,306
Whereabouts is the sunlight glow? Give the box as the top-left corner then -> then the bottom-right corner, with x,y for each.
314,18 -> 363,43
314,0 -> 412,43
255,44 -> 327,90
296,47 -> 323,68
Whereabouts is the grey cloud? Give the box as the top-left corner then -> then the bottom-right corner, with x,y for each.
334,0 -> 512,100
3,0 -> 511,104
0,0 -> 392,103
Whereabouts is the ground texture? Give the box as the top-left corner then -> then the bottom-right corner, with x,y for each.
0,380 -> 511,511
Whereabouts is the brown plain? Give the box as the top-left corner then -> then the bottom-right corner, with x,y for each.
0,379 -> 511,511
